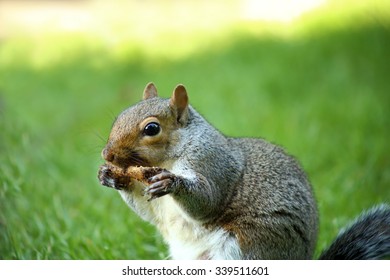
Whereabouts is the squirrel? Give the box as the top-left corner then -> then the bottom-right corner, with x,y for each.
98,82 -> 390,260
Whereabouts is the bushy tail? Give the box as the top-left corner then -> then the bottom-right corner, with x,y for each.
319,204 -> 390,260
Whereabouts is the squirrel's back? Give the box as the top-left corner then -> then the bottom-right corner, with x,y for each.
214,137 -> 318,259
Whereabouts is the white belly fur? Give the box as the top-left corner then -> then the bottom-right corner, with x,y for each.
119,186 -> 241,260
154,195 -> 242,260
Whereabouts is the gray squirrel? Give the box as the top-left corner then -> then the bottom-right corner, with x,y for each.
98,83 -> 390,260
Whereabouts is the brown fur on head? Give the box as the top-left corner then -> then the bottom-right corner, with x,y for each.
101,83 -> 189,169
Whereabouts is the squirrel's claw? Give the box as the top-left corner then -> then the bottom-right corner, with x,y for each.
145,179 -> 173,200
145,170 -> 177,200
148,170 -> 174,183
98,164 -> 131,190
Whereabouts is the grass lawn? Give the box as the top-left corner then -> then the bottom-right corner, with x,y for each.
0,0 -> 389,259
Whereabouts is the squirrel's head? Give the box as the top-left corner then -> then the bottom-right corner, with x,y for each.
101,82 -> 189,168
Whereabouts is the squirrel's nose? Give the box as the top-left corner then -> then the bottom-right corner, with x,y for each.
102,147 -> 115,162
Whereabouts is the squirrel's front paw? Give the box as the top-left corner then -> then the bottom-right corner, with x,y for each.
98,164 -> 131,190
144,169 -> 179,200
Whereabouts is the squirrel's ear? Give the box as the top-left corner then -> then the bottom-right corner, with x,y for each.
170,84 -> 189,125
143,82 -> 158,100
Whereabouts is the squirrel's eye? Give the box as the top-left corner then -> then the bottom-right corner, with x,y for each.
143,122 -> 161,136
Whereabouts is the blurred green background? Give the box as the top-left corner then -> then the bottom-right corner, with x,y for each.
0,0 -> 389,259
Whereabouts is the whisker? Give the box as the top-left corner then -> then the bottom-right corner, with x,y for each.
93,130 -> 107,144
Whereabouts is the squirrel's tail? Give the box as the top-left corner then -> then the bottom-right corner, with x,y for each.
319,204 -> 390,260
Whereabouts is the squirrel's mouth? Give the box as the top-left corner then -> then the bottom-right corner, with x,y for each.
110,151 -> 150,169
102,146 -> 150,169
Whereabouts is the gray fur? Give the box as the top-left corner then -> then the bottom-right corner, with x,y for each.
169,106 -> 319,259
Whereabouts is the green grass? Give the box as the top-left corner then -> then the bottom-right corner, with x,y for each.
1,0 -> 389,259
